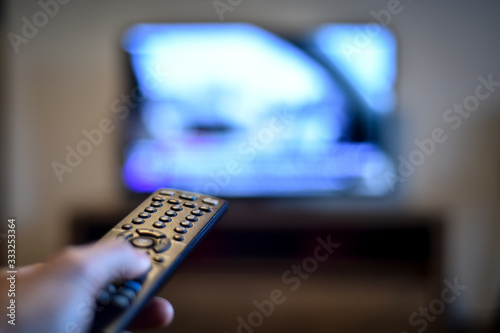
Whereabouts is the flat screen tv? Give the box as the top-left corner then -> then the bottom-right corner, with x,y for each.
120,23 -> 397,197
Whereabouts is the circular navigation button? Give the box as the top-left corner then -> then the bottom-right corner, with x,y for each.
130,237 -> 154,248
153,238 -> 171,253
136,228 -> 166,238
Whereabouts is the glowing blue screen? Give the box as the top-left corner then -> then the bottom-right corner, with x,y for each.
121,23 -> 396,196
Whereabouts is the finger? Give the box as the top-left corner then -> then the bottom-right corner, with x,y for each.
127,297 -> 175,330
17,263 -> 46,275
50,239 -> 151,292
87,239 -> 151,281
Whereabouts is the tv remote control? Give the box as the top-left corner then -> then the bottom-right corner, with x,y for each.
89,189 -> 228,333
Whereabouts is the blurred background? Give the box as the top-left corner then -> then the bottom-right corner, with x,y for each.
1,0 -> 500,332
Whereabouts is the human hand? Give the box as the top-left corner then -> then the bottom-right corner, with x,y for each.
0,239 -> 174,333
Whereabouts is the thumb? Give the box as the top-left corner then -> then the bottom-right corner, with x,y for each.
51,239 -> 151,293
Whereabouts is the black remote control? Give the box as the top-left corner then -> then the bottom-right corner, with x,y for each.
90,189 -> 228,333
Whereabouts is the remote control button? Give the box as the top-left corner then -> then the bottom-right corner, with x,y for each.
165,210 -> 177,217
123,280 -> 142,293
159,190 -> 174,196
171,204 -> 183,211
202,198 -> 218,206
136,228 -> 166,238
118,287 -> 136,301
121,224 -> 133,230
152,196 -> 165,202
186,215 -> 198,222
180,193 -> 197,201
174,226 -> 187,234
180,220 -> 193,228
159,216 -> 171,222
199,205 -> 212,212
153,255 -> 164,263
167,199 -> 179,204
144,206 -> 157,213
173,234 -> 184,241
153,221 -> 166,228
151,201 -> 163,207
138,212 -> 151,218
97,290 -> 111,305
132,218 -> 145,224
191,209 -> 203,216
111,294 -> 130,309
117,231 -> 134,240
183,202 -> 196,208
153,238 -> 171,253
130,237 -> 155,248
106,284 -> 117,294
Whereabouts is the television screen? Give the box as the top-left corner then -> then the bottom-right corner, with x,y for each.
121,23 -> 397,197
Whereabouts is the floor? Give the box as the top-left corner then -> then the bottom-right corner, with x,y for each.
138,261 -> 449,333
